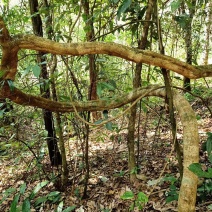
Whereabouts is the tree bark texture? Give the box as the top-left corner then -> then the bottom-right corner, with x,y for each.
173,92 -> 199,212
203,1 -> 212,65
28,0 -> 62,166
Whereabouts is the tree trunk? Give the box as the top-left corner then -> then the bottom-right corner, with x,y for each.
203,1 -> 212,65
28,0 -> 62,166
173,92 -> 199,212
127,0 -> 154,182
183,0 -> 196,92
42,0 -> 69,189
155,3 -> 183,178
82,0 -> 98,120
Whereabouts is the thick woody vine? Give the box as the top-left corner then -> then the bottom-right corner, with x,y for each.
0,16 -> 209,212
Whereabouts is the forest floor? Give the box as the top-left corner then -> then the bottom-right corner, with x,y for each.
0,100 -> 212,212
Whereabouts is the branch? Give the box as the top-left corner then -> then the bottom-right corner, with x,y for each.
0,83 -> 164,112
16,35 -> 212,79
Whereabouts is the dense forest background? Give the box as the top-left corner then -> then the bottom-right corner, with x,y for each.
0,0 -> 212,211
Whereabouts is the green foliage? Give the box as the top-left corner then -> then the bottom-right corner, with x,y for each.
121,191 -> 134,200
170,0 -> 182,12
206,132 -> 212,163
189,163 -> 212,178
113,170 -> 125,177
7,79 -> 15,92
189,132 -> 212,178
188,133 -> 212,203
0,181 -> 75,212
148,174 -> 179,203
117,0 -> 132,20
0,188 -> 16,205
121,191 -> 148,210
165,185 -> 179,203
97,80 -> 116,98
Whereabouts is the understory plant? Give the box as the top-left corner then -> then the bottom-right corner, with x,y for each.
188,132 -> 212,209
120,190 -> 148,211
0,181 -> 76,212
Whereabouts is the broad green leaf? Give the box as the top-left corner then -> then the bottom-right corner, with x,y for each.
56,201 -> 63,212
137,192 -> 148,203
188,163 -> 212,178
22,198 -> 30,212
162,175 -> 177,184
188,163 -> 204,177
101,81 -> 115,91
29,181 -> 49,200
0,187 -> 16,204
34,196 -> 47,206
129,202 -> 135,211
32,65 -> 41,78
7,79 -> 15,92
62,206 -> 76,212
106,122 -> 113,131
169,184 -> 177,191
121,191 -> 134,200
21,65 -> 32,78
19,183 -> 27,195
208,204 -> 212,210
166,194 -> 178,203
0,70 -> 5,78
107,79 -> 117,89
47,191 -> 61,203
47,191 -> 60,197
174,14 -> 190,29
94,119 -> 103,124
10,194 -> 20,212
117,0 -> 132,20
170,0 -> 182,12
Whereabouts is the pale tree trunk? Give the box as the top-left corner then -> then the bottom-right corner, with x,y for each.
149,89 -> 199,211
173,93 -> 199,212
203,1 -> 212,65
127,0 -> 154,182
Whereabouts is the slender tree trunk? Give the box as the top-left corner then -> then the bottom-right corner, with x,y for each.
28,0 -> 62,166
203,1 -> 212,65
155,2 -> 183,178
50,58 -> 68,188
81,0 -> 97,196
127,0 -> 154,182
82,0 -> 98,119
42,0 -> 68,188
183,0 -> 196,92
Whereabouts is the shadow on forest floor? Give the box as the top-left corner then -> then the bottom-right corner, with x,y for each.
0,102 -> 211,212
